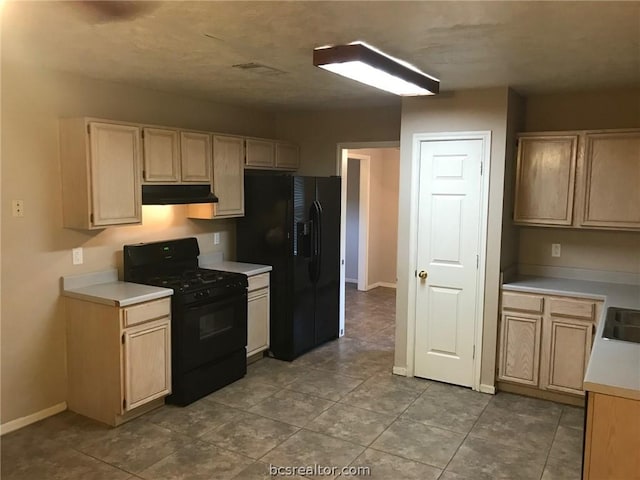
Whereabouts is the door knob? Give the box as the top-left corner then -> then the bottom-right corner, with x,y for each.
418,270 -> 428,279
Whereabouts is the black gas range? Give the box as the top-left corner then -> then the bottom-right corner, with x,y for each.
123,237 -> 248,406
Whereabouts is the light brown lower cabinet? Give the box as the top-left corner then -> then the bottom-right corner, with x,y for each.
66,297 -> 171,426
583,392 -> 640,479
498,290 -> 602,401
498,312 -> 542,386
540,316 -> 593,395
247,272 -> 270,357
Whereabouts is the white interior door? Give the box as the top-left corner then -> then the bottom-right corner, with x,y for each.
414,138 -> 484,387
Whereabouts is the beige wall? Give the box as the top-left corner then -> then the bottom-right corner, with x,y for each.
345,159 -> 360,281
520,89 -> 640,274
501,90 -> 525,270
520,228 -> 640,273
0,60 -> 275,425
524,88 -> 640,131
274,106 -> 401,176
397,88 -> 510,389
350,148 -> 400,287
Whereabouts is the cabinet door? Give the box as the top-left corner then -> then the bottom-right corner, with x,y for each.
213,135 -> 245,217
275,142 -> 300,170
247,289 -> 269,356
245,138 -> 275,168
580,131 -> 640,230
122,319 -> 171,411
180,131 -> 211,182
513,136 -> 578,225
89,122 -> 142,227
143,128 -> 180,182
541,317 -> 593,396
498,313 -> 542,386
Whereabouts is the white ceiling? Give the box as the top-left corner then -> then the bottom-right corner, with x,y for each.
3,1 -> 639,110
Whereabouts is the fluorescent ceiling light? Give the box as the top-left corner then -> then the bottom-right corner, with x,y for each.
313,41 -> 439,96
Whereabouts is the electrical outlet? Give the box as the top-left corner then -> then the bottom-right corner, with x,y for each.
12,200 -> 24,217
72,247 -> 83,265
213,232 -> 221,245
551,243 -> 561,258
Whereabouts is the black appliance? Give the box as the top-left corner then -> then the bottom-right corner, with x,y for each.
123,237 -> 247,406
142,184 -> 218,205
237,174 -> 341,361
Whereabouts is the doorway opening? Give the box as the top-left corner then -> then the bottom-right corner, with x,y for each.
337,143 -> 400,346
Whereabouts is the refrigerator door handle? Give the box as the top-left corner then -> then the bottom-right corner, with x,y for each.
314,200 -> 323,282
308,204 -> 317,281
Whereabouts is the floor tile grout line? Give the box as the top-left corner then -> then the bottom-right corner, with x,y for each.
254,422 -> 303,464
70,447 -> 147,477
538,405 -> 565,480
366,444 -> 447,472
437,392 -> 492,478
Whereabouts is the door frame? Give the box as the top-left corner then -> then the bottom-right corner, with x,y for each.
406,131 -> 491,392
336,141 -> 400,337
344,153 -> 371,292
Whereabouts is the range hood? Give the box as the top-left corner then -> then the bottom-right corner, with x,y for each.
142,184 -> 218,205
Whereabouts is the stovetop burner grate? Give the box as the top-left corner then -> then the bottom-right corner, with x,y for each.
142,268 -> 245,293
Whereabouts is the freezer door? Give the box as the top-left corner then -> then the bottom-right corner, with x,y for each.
290,176 -> 317,358
236,174 -> 294,359
314,176 -> 341,346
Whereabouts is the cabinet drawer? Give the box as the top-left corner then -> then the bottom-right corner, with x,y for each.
123,297 -> 171,327
502,292 -> 544,313
248,273 -> 269,292
549,298 -> 596,320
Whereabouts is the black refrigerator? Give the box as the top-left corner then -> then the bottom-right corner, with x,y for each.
237,173 -> 341,361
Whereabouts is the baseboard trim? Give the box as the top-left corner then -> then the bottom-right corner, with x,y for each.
392,366 -> 407,376
497,381 -> 584,407
479,384 -> 496,394
367,281 -> 397,290
345,278 -> 358,284
0,402 -> 67,436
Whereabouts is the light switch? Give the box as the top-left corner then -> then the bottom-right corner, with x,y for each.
551,243 -> 561,258
213,232 -> 221,245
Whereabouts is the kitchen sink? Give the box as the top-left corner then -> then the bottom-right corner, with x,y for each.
613,309 -> 640,326
603,307 -> 640,344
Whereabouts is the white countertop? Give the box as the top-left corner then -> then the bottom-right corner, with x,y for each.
198,253 -> 272,276
503,276 -> 640,399
62,269 -> 173,307
209,261 -> 272,276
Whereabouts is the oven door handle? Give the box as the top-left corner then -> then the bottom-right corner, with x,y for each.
185,292 -> 246,311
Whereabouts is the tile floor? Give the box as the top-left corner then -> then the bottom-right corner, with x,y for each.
0,285 -> 584,479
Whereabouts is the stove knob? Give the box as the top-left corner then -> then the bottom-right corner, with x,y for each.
205,289 -> 211,296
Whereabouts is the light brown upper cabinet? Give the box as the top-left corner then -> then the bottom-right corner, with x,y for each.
514,129 -> 640,231
246,138 -> 300,170
142,128 -> 211,183
578,131 -> 640,230
180,131 -> 212,182
142,127 -> 180,182
275,142 -> 301,170
513,135 -> 578,226
245,138 -> 276,169
60,119 -> 142,229
187,135 -> 245,220
212,135 -> 245,217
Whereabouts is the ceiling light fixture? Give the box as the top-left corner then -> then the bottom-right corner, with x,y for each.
313,41 -> 439,96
